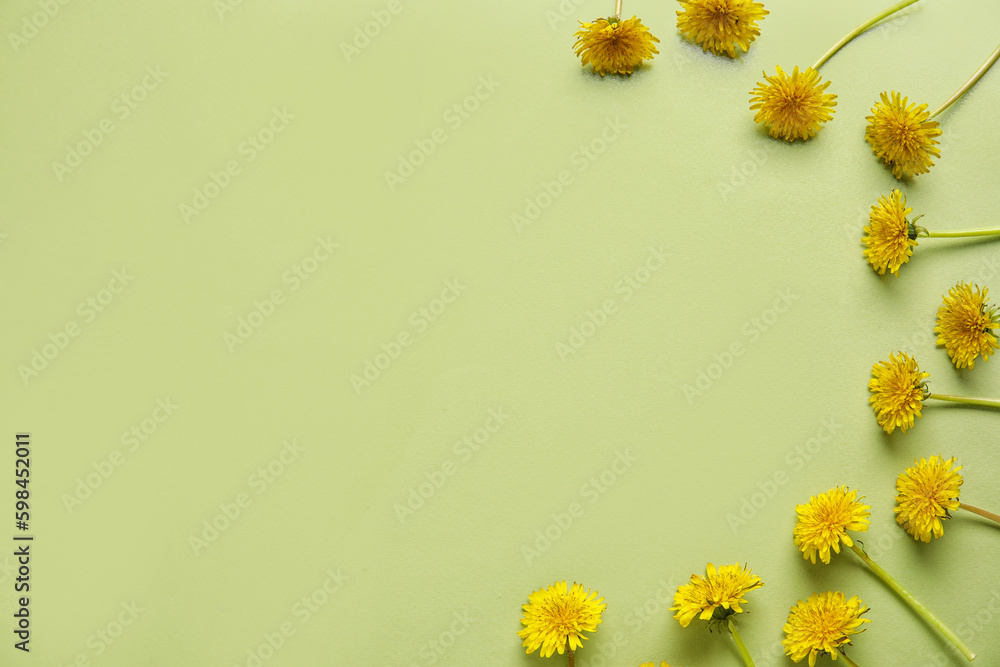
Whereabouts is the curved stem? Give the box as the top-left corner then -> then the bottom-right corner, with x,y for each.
811,0 -> 921,70
930,42 -> 1000,119
728,618 -> 756,667
849,542 -> 975,661
926,227 -> 1000,238
839,652 -> 862,667
960,502 -> 1000,526
927,392 -> 1000,409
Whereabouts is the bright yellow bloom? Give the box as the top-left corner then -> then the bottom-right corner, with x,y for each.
793,486 -> 870,565
676,0 -> 768,58
935,282 -> 999,369
865,91 -> 942,179
671,562 -> 763,628
574,16 -> 659,76
782,591 -> 871,666
862,189 -> 918,276
749,66 -> 837,141
639,662 -> 674,667
868,352 -> 929,434
895,455 -> 963,542
518,581 -> 606,657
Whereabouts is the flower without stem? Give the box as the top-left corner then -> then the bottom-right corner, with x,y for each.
676,0 -> 768,58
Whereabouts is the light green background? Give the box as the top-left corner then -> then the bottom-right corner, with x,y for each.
2,0 -> 999,664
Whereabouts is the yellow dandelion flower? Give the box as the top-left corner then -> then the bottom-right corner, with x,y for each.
518,581 -> 606,658
935,282 -> 999,369
868,352 -> 929,434
676,0 -> 768,58
671,563 -> 763,628
749,66 -> 837,141
865,91 -> 942,179
793,486 -> 871,565
639,662 -> 674,667
895,455 -> 963,542
782,591 -> 871,666
862,189 -> 919,276
574,16 -> 659,76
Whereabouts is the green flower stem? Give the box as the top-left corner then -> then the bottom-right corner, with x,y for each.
927,392 -> 1000,409
848,542 -> 975,662
839,652 -> 862,667
930,42 -> 1000,120
727,618 -> 756,667
811,0 -> 921,70
614,0 -> 621,19
960,502 -> 1000,526
924,227 -> 1000,238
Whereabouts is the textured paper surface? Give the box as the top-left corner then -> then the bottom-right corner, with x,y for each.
2,0 -> 999,664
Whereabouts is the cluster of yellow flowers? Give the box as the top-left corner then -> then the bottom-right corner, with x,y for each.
572,0 -> 998,177
519,473 -> 997,664
549,2 -> 1000,665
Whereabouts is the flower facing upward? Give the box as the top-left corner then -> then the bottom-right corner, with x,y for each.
895,455 -> 964,542
749,66 -> 837,141
639,663 -> 673,667
935,282 -> 999,369
862,189 -> 919,276
671,563 -> 763,628
869,352 -> 930,434
574,16 -> 659,76
793,487 -> 871,565
865,91 -> 942,179
518,581 -> 606,657
676,0 -> 768,58
782,591 -> 871,666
